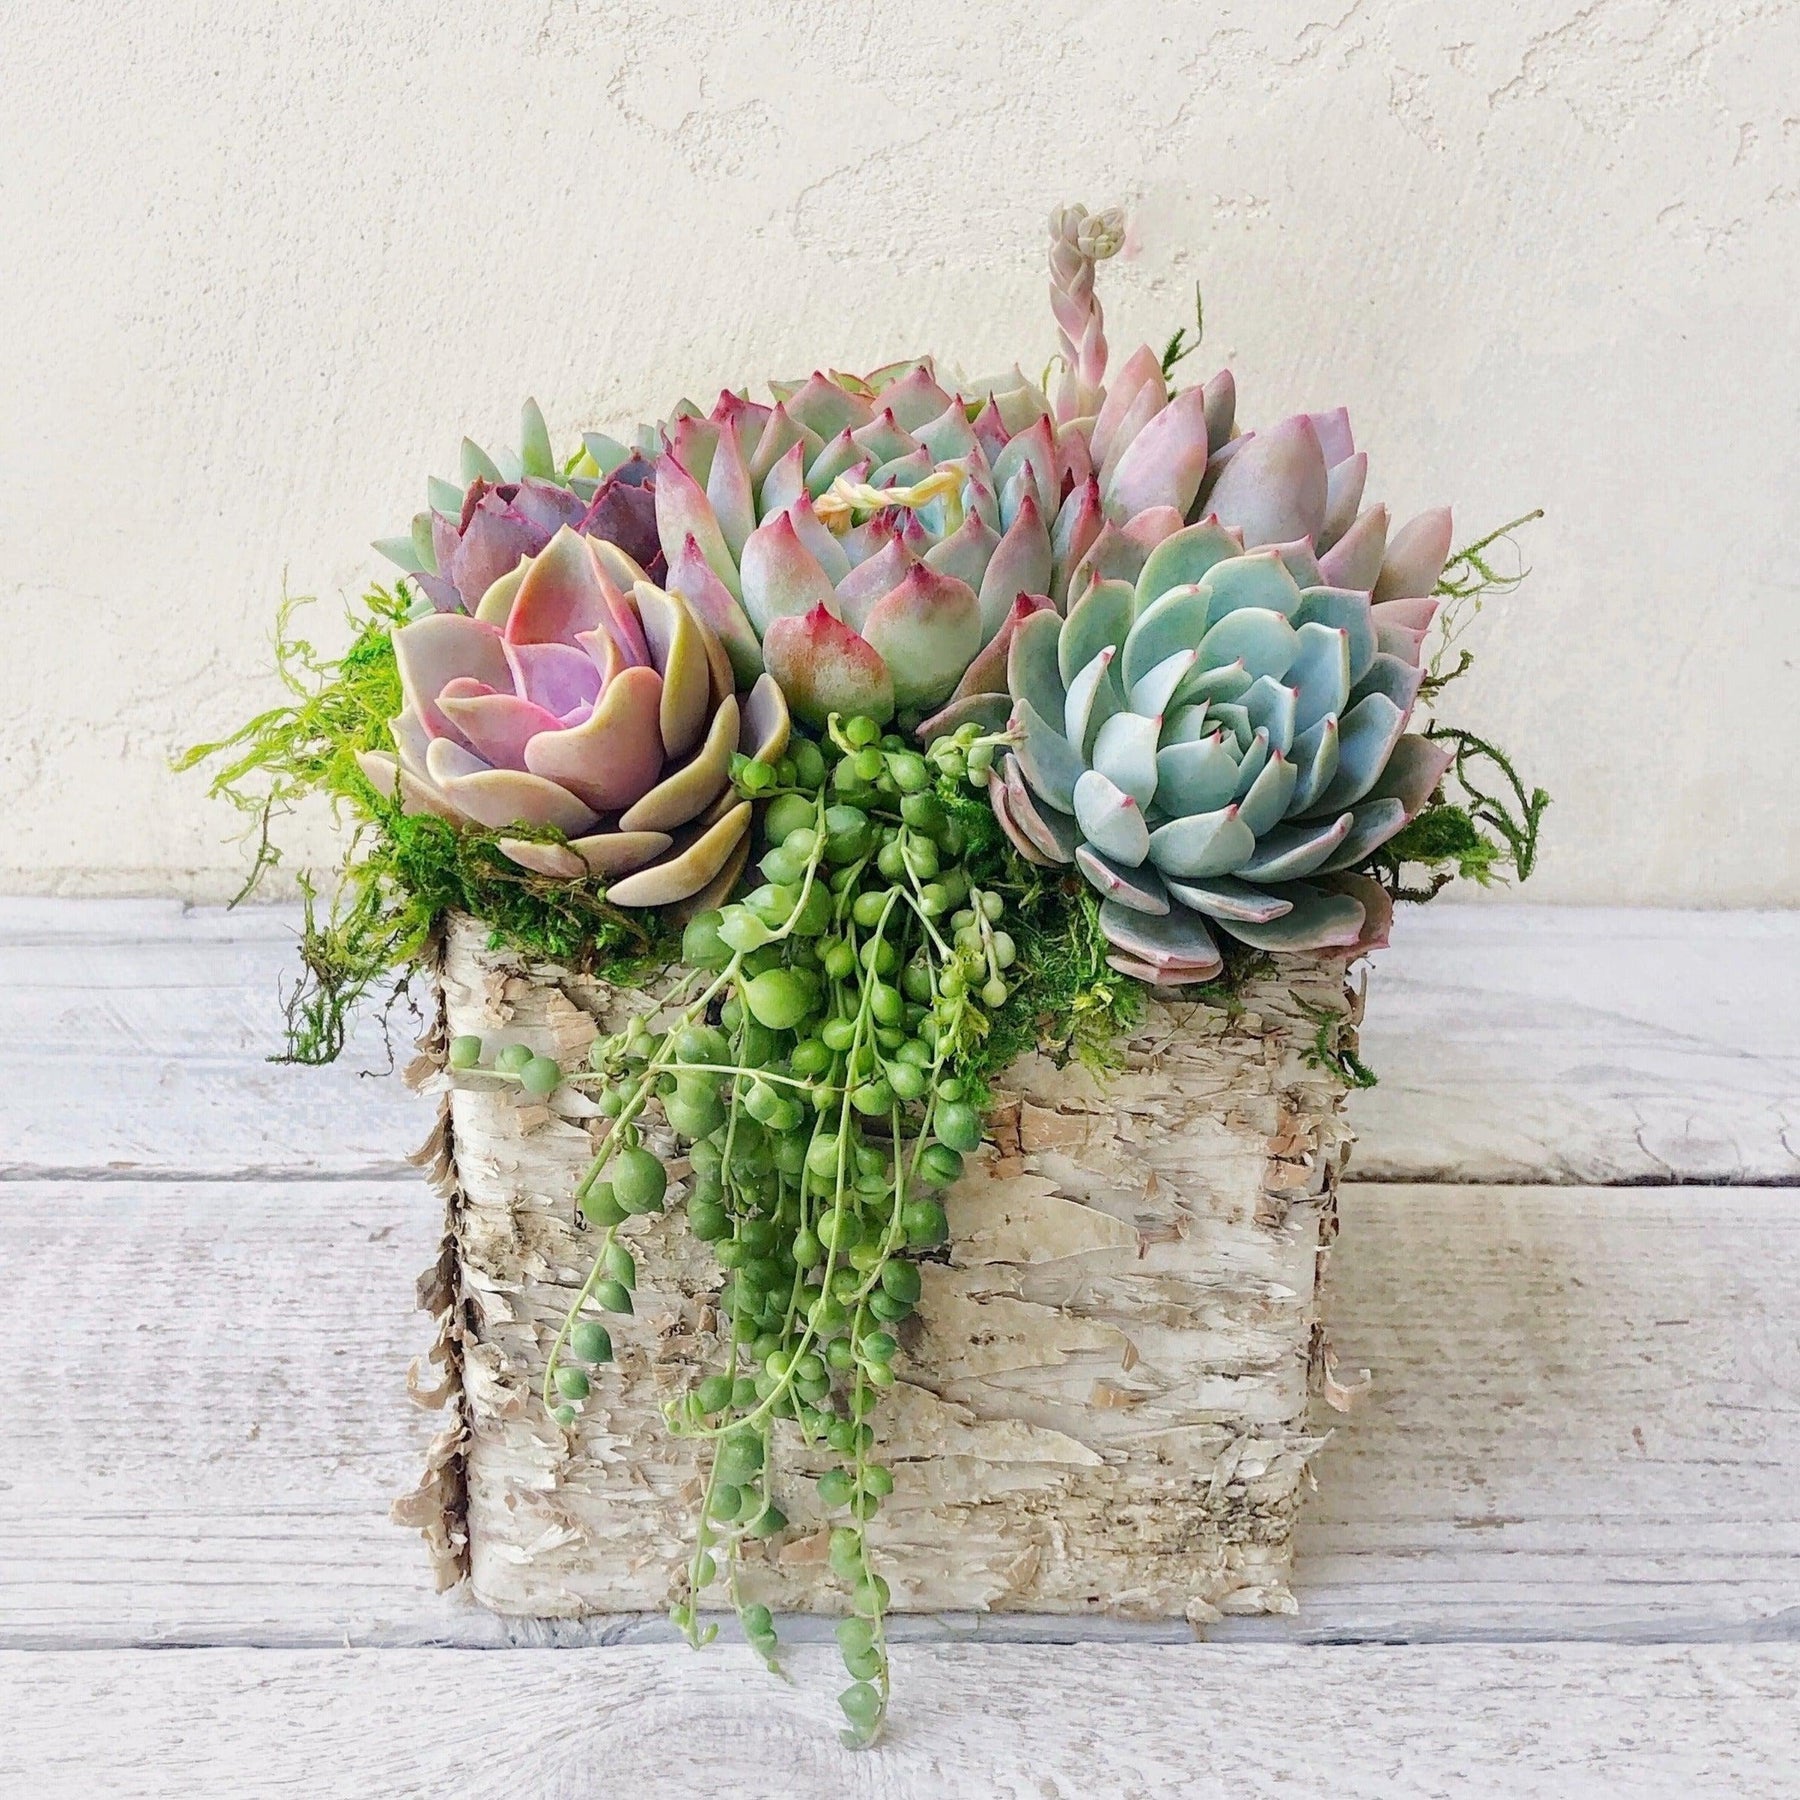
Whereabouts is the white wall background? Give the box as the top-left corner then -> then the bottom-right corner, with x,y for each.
2,0 -> 1795,904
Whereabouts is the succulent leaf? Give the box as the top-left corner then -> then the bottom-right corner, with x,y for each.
604,801 -> 753,907
1195,607 -> 1298,683
1204,414 -> 1329,549
1097,902 -> 1223,979
1374,507 -> 1454,602
1236,812 -> 1354,882
1349,651 -> 1423,716
1006,606 -> 1068,726
1199,551 -> 1305,627
860,566 -> 982,711
1288,624 -> 1352,733
1293,587 -> 1377,684
1146,806 -> 1256,879
1073,769 -> 1150,864
1237,750 -> 1298,835
1135,520 -> 1244,609
1063,648 -> 1124,759
1217,882 -> 1365,951
975,492 -> 1053,643
1309,692 -> 1407,815
1000,756 -> 1077,862
1155,732 -> 1240,815
1104,386 -> 1211,521
1077,843 -> 1171,913
1128,649 -> 1199,720
763,605 -> 895,728
1241,675 -> 1298,756
1287,715 -> 1343,815
1318,797 -> 1411,872
1121,583 -> 1210,691
1009,698 -> 1083,813
1163,875 -> 1293,924
989,776 -> 1056,867
1318,505 -> 1389,592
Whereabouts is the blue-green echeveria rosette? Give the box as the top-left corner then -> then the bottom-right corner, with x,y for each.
990,395 -> 1456,984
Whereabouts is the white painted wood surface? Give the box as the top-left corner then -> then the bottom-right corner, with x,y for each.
5,1179 -> 1795,1650
5,899 -> 1797,1794
5,1644 -> 1796,1799
6,899 -> 1795,1184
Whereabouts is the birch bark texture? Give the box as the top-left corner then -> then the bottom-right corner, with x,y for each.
404,913 -> 1360,1621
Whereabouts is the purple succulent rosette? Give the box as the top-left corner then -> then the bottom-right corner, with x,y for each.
376,400 -> 663,615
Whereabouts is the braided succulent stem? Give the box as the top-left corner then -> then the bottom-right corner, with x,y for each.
816,466 -> 965,535
1048,202 -> 1125,422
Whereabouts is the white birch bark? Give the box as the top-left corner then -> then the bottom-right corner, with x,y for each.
403,914 -> 1360,1621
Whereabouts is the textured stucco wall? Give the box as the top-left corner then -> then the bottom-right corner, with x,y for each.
2,0 -> 1796,903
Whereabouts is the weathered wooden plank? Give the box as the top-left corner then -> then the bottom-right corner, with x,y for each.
3,1179 -> 1794,1650
0,899 -> 420,1179
2,1644 -> 1794,1798
1349,906 -> 1800,1185
4,899 -> 1794,1184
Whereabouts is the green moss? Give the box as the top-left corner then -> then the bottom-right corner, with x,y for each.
178,585 -> 681,1063
1295,996 -> 1379,1089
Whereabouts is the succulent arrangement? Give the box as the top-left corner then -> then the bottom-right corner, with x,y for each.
184,202 -> 1545,1747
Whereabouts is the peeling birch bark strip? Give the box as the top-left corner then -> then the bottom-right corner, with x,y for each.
408,914 -> 1359,1621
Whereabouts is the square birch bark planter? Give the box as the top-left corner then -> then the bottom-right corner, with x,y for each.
401,912 -> 1363,1623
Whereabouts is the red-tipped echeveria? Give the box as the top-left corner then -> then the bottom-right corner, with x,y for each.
358,525 -> 789,907
376,400 -> 664,615
644,322 -> 1218,734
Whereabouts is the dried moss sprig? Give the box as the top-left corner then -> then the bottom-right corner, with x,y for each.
1422,509 -> 1545,698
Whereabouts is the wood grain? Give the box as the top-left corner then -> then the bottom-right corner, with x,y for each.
1350,905 -> 1800,1184
3,1644 -> 1794,1798
5,900 -> 1795,1185
6,1178 -> 1794,1650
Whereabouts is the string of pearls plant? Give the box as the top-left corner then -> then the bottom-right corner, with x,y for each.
448,713 -> 1012,1747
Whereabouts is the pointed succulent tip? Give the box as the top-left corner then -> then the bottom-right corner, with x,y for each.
520,397 -> 554,480
1374,507 -> 1455,602
860,562 -> 981,715
1205,413 -> 1330,551
762,604 -> 896,729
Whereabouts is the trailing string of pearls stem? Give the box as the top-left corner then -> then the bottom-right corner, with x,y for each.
446,709 -> 1015,1747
